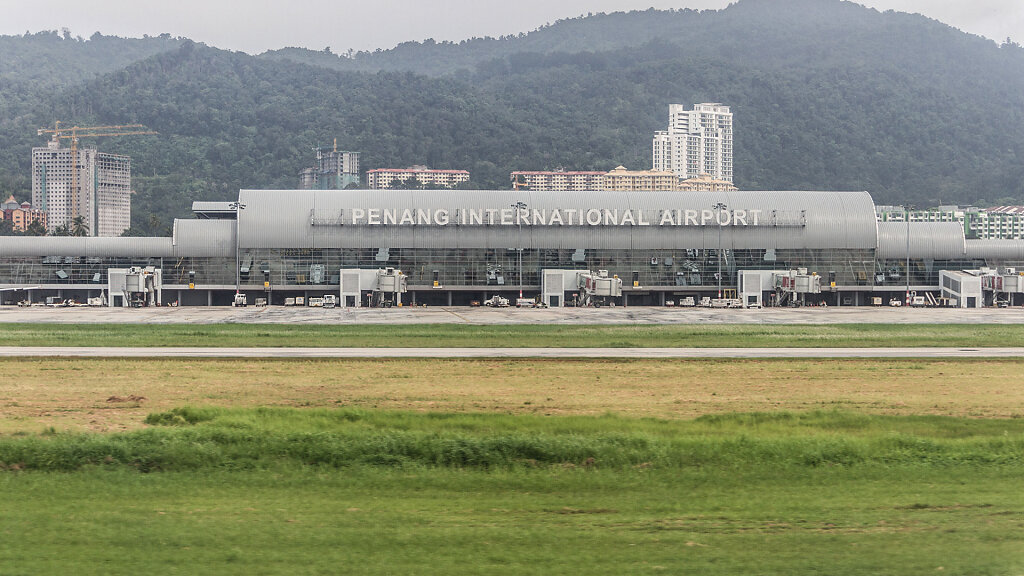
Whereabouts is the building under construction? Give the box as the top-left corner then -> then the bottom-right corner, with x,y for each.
31,136 -> 132,237
298,143 -> 360,190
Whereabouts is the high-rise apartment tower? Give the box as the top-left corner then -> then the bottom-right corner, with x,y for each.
652,103 -> 733,183
31,137 -> 132,236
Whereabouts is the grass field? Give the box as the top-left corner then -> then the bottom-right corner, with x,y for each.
1,322 -> 1024,347
2,358 -> 1023,432
2,352 -> 1024,574
1,408 -> 1023,574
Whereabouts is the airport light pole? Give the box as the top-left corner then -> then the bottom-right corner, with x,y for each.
512,201 -> 527,300
905,204 -> 913,306
229,201 -> 246,295
713,202 -> 727,299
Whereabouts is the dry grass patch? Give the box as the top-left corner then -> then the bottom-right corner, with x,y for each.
1,358 -> 1022,433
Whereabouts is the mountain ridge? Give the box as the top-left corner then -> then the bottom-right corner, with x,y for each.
1,0 -> 1023,235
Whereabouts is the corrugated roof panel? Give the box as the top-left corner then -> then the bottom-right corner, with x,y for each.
965,239 -> 1024,261
172,219 -> 235,257
236,189 -> 879,252
877,222 -> 966,260
0,236 -> 173,258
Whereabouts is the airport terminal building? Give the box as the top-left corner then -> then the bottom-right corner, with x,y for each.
2,189 -> 1023,307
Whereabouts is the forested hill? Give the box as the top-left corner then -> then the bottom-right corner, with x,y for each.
260,0 -> 1017,77
0,31 -> 183,86
2,0 -> 1024,235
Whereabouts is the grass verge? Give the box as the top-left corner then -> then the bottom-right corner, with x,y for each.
0,408 -> 1022,575
2,407 -> 1023,472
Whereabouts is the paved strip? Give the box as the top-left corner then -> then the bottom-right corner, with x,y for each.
4,306 -> 1024,324
1,347 -> 1023,358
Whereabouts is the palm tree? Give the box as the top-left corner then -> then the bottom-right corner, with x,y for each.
70,216 -> 89,237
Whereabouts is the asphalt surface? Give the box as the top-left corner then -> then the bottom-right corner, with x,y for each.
4,305 -> 1024,324
2,346 -> 1022,358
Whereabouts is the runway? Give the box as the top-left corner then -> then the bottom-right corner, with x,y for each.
2,346 -> 1023,358
4,305 -> 1024,324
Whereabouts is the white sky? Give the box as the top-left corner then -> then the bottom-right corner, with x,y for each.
1,0 -> 1020,54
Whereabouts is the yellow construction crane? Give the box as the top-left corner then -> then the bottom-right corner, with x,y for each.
512,174 -> 530,191
36,121 -> 157,225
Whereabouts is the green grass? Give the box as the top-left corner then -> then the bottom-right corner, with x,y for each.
3,407 -> 1023,471
2,322 -> 1024,347
1,409 -> 1023,574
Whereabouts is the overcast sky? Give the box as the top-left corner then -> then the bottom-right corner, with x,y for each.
2,0 -> 1020,54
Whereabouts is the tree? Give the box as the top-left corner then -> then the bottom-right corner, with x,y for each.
70,216 -> 89,237
24,220 -> 46,236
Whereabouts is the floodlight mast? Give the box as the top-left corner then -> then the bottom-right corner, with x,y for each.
512,201 -> 527,300
713,202 -> 728,299
229,202 -> 247,295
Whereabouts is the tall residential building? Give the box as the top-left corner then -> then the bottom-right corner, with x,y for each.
298,143 -> 360,190
31,137 -> 132,236
652,103 -> 733,183
368,166 -> 470,189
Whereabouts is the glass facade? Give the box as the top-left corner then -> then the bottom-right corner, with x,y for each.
4,247 -> 1023,307
237,247 -> 877,289
5,251 -> 1022,293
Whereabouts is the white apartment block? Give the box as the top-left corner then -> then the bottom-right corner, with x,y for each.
876,205 -> 1024,240
367,167 -> 470,189
510,171 -> 605,191
653,103 -> 733,183
32,138 -> 132,236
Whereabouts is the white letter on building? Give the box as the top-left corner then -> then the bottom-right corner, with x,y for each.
685,209 -> 698,226
701,209 -> 714,226
351,208 -> 365,224
602,209 -> 618,226
532,209 -> 546,226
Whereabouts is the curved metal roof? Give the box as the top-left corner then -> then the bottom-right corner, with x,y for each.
876,222 -> 966,260
965,239 -> 1024,261
237,189 -> 879,251
0,236 -> 172,258
172,219 -> 235,257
